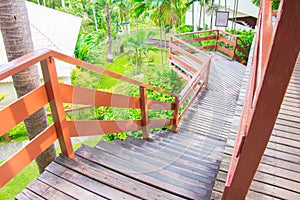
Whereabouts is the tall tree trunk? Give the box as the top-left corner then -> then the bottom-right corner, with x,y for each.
192,1 -> 195,30
203,4 -> 206,29
106,2 -> 113,62
0,0 -> 56,173
210,0 -> 214,29
92,5 -> 98,31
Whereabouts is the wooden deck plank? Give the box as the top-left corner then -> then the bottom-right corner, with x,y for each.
121,137 -> 220,179
16,189 -> 45,200
95,140 -> 216,188
55,156 -> 183,200
26,179 -> 75,200
37,171 -> 105,200
46,162 -> 140,200
75,144 -> 208,199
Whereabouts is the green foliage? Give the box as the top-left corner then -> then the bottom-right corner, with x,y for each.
0,161 -> 39,200
0,122 -> 27,143
227,29 -> 254,62
251,0 -> 281,10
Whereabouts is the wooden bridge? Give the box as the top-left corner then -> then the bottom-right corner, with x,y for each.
0,0 -> 300,199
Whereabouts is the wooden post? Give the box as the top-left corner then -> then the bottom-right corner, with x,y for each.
222,0 -> 300,199
214,30 -> 219,52
139,86 -> 149,140
232,37 -> 238,60
205,58 -> 211,86
41,57 -> 75,159
172,96 -> 179,132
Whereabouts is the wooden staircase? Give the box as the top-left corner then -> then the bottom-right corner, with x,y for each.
16,53 -> 246,199
17,131 -> 225,200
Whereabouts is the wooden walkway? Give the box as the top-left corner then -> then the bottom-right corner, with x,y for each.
213,53 -> 300,199
16,53 -> 246,199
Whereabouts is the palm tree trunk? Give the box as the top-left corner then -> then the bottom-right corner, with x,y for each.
160,23 -> 163,65
0,0 -> 56,173
106,2 -> 113,62
210,0 -> 215,29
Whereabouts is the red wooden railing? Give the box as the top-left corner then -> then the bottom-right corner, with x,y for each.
225,0 -> 273,191
0,42 -> 210,187
222,0 -> 300,199
171,29 -> 250,65
0,29 -> 249,188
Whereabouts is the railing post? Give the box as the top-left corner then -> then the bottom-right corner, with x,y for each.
222,0 -> 300,198
139,86 -> 149,140
41,57 -> 75,159
172,96 -> 179,132
232,37 -> 238,60
214,30 -> 219,52
205,59 -> 211,86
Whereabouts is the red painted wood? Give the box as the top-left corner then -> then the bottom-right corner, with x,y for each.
0,85 -> 49,136
172,97 -> 179,132
41,57 -> 75,159
169,53 -> 198,73
140,86 -> 149,140
0,125 -> 57,188
222,0 -> 300,199
67,119 -> 172,137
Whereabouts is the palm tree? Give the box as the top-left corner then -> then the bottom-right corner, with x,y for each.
126,30 -> 155,74
0,0 -> 56,173
105,1 -> 114,62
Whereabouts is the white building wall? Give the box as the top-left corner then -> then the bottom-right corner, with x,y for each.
185,0 -> 259,30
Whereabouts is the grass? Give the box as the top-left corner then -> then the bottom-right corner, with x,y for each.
0,161 -> 39,200
97,54 -> 133,90
97,48 -> 169,89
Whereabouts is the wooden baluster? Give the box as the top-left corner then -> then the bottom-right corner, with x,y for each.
172,96 -> 179,132
232,37 -> 238,60
214,30 -> 219,52
41,57 -> 75,159
139,86 -> 149,140
205,58 -> 211,86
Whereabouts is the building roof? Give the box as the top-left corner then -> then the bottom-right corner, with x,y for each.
0,1 -> 82,82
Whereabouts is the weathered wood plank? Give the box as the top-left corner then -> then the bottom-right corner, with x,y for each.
46,162 -> 140,199
75,145 -> 209,199
26,179 -> 75,200
16,189 -> 45,200
95,140 -> 216,189
55,156 -> 184,200
37,171 -> 105,199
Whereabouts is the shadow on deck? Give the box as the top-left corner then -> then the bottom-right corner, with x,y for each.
16,53 -> 246,199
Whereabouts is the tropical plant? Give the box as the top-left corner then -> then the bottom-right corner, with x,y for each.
126,30 -> 155,74
252,0 -> 281,10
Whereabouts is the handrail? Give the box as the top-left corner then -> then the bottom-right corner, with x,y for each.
222,0 -> 287,199
0,28 -> 248,189
0,49 -> 176,98
171,29 -> 249,65
0,48 -> 178,188
170,32 -> 212,127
